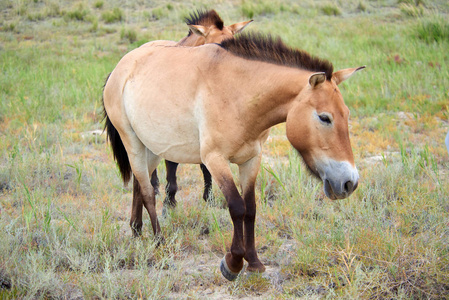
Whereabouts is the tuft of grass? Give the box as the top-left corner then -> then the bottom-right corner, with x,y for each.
241,0 -> 281,19
64,4 -> 90,21
415,15 -> 449,43
89,16 -> 99,32
27,12 -> 45,21
357,1 -> 367,12
94,1 -> 104,9
44,2 -> 62,18
150,6 -> 169,21
120,27 -> 137,44
102,7 -> 123,24
321,3 -> 342,16
400,3 -> 425,17
398,0 -> 426,6
1,22 -> 17,32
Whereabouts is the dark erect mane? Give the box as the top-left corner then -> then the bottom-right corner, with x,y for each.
220,32 -> 334,80
184,9 -> 224,36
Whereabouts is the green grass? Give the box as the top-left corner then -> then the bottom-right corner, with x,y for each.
101,7 -> 123,24
321,3 -> 342,16
1,0 -> 449,298
415,15 -> 449,43
64,3 -> 90,21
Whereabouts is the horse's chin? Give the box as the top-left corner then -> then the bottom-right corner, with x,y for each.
323,179 -> 338,200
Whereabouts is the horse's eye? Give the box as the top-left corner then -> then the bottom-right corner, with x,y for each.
319,114 -> 332,125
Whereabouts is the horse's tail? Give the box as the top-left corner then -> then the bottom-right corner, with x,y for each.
102,73 -> 132,184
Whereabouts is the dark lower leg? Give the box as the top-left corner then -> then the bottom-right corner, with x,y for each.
224,188 -> 246,273
200,164 -> 213,202
243,188 -> 265,272
140,190 -> 162,239
150,169 -> 159,195
202,155 -> 247,277
130,176 -> 144,237
164,160 -> 178,207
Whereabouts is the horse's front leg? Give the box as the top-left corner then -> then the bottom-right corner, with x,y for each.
203,153 -> 245,281
239,154 -> 265,273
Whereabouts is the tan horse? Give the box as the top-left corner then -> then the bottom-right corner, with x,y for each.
103,32 -> 363,280
140,9 -> 252,49
109,9 -> 252,237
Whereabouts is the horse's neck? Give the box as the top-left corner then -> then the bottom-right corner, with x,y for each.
177,34 -> 204,46
235,65 -> 308,134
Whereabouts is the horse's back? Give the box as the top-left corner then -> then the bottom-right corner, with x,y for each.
139,40 -> 177,48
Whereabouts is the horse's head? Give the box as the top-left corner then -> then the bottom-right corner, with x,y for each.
286,66 -> 365,200
187,20 -> 253,45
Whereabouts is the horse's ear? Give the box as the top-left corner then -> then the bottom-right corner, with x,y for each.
332,66 -> 366,85
228,20 -> 253,34
188,25 -> 209,37
309,72 -> 326,88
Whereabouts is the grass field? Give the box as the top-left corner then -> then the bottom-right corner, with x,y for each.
1,0 -> 449,298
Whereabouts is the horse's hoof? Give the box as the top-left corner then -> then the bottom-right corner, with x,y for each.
155,236 -> 165,248
220,256 -> 240,281
246,263 -> 266,274
131,226 -> 142,238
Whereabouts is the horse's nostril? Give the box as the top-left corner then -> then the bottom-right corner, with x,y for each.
344,180 -> 354,193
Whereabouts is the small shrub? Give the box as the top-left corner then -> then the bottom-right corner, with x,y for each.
151,7 -> 168,20
65,4 -> 90,21
415,16 -> 449,43
44,3 -> 61,17
357,1 -> 367,12
321,3 -> 342,16
241,0 -> 280,19
27,12 -> 45,21
94,1 -> 104,9
400,3 -> 425,17
120,28 -> 137,44
102,7 -> 123,23
241,2 -> 254,19
90,17 -> 98,32
2,22 -> 17,32
398,0 -> 426,6
16,5 -> 27,16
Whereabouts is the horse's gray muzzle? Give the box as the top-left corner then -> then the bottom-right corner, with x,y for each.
318,160 -> 359,200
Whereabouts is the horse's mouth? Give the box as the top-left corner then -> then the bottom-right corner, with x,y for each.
324,179 -> 338,200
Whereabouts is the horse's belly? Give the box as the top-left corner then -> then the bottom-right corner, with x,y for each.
142,127 -> 202,164
131,112 -> 202,163
123,77 -> 203,164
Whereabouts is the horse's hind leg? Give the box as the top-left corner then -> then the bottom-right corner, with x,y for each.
200,164 -> 213,202
124,137 -> 162,239
130,150 -> 161,237
131,176 -> 144,237
164,160 -> 179,208
164,161 -> 213,207
151,168 -> 159,195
